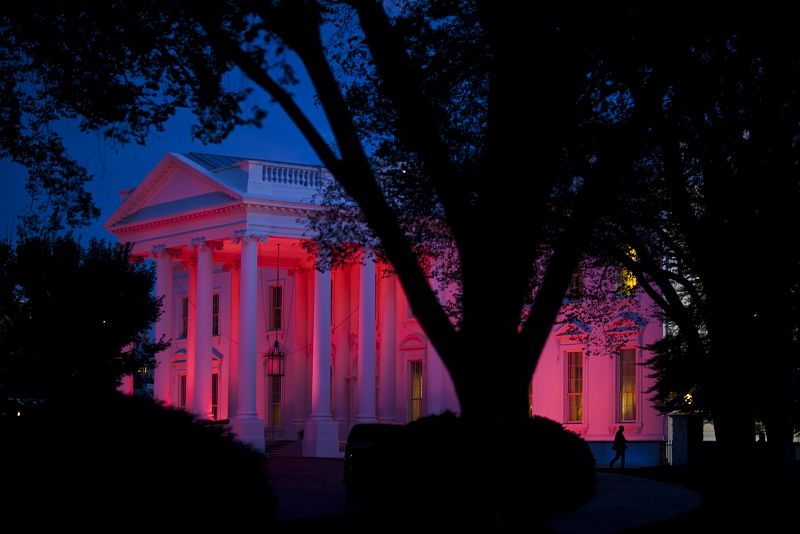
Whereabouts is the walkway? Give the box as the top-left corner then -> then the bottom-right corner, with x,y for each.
267,458 -> 703,532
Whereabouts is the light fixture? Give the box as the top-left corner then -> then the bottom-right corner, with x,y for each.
265,242 -> 285,377
266,338 -> 285,377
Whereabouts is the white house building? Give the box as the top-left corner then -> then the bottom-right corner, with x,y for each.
106,152 -> 667,465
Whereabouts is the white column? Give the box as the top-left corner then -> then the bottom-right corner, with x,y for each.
154,249 -> 173,404
332,267 -> 350,421
312,268 -> 332,417
356,256 -> 377,422
379,273 -> 396,421
186,260 -> 197,412
193,240 -> 213,419
227,263 -> 240,419
303,268 -> 340,457
232,234 -> 265,452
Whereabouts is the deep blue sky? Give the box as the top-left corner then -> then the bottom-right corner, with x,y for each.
0,69 -> 332,243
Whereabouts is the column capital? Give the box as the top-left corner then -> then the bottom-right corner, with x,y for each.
222,260 -> 241,272
190,236 -> 208,250
150,244 -> 182,259
232,230 -> 268,244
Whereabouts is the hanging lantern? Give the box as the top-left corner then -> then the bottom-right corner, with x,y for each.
266,339 -> 285,377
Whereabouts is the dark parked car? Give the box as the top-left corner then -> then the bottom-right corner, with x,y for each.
343,423 -> 402,501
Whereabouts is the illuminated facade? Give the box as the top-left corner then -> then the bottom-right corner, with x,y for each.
106,152 -> 667,464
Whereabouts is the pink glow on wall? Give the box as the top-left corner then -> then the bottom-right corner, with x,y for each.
106,153 -> 667,460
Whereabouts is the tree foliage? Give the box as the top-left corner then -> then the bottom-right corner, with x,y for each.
0,236 -> 166,410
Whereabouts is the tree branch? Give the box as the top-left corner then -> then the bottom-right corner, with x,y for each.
348,0 -> 471,241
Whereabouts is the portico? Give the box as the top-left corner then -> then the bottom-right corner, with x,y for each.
106,152 -> 387,455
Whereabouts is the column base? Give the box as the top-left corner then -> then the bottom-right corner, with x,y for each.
302,417 -> 342,458
354,416 -> 378,424
231,415 -> 266,453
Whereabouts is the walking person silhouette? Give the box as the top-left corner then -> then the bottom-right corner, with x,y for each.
610,425 -> 628,469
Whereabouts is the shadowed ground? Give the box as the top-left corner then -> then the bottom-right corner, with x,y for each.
267,458 -> 702,532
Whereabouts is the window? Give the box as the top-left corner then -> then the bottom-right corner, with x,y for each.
566,351 -> 583,422
619,248 -> 638,296
212,293 -> 220,336
618,348 -> 637,421
179,374 -> 187,409
408,360 -> 423,422
269,285 -> 283,331
270,376 -> 282,427
179,297 -> 189,338
528,378 -> 534,417
211,373 -> 219,420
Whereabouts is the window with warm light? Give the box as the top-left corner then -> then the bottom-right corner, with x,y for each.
408,360 -> 423,422
212,293 -> 220,336
270,375 -> 282,427
269,285 -> 283,331
618,348 -> 637,421
528,379 -> 534,417
566,351 -> 583,422
179,297 -> 189,338
211,372 -> 219,420
619,248 -> 638,296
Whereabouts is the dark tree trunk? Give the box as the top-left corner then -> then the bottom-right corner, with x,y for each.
454,336 -> 550,532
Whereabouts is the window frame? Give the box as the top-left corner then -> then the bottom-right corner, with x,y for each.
618,347 -> 638,422
566,350 -> 584,423
179,297 -> 189,338
407,359 -> 424,422
268,283 -> 283,332
212,292 -> 220,337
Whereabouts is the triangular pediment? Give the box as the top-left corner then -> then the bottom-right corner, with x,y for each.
555,321 -> 591,338
608,312 -> 646,333
105,153 -> 243,230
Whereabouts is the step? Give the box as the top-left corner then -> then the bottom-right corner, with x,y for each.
267,440 -> 302,458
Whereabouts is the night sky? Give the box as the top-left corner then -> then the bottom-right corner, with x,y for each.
0,67 -> 331,242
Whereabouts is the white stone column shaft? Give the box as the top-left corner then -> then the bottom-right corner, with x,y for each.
311,268 -> 332,417
303,268 -> 340,457
231,235 -> 265,452
227,264 -> 240,419
356,257 -> 377,422
193,243 -> 213,419
154,251 -> 173,404
379,273 -> 396,421
237,237 -> 258,417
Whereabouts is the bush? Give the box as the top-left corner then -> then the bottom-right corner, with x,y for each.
0,393 -> 276,529
352,412 -> 595,526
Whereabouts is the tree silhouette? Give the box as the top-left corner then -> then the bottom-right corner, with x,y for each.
0,2 -> 671,529
0,236 -> 166,410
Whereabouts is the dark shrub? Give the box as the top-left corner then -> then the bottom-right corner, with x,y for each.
1,393 -> 276,529
527,415 -> 596,515
351,411 -> 595,525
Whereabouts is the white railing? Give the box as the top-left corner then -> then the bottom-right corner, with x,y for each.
260,163 -> 329,188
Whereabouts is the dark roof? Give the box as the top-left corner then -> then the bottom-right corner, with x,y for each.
181,152 -> 250,171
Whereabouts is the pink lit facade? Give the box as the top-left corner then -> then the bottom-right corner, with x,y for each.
106,152 -> 667,464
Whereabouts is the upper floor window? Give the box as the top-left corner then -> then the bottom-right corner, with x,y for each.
269,285 -> 283,331
179,297 -> 189,338
619,248 -> 638,296
212,293 -> 220,336
618,348 -> 637,421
